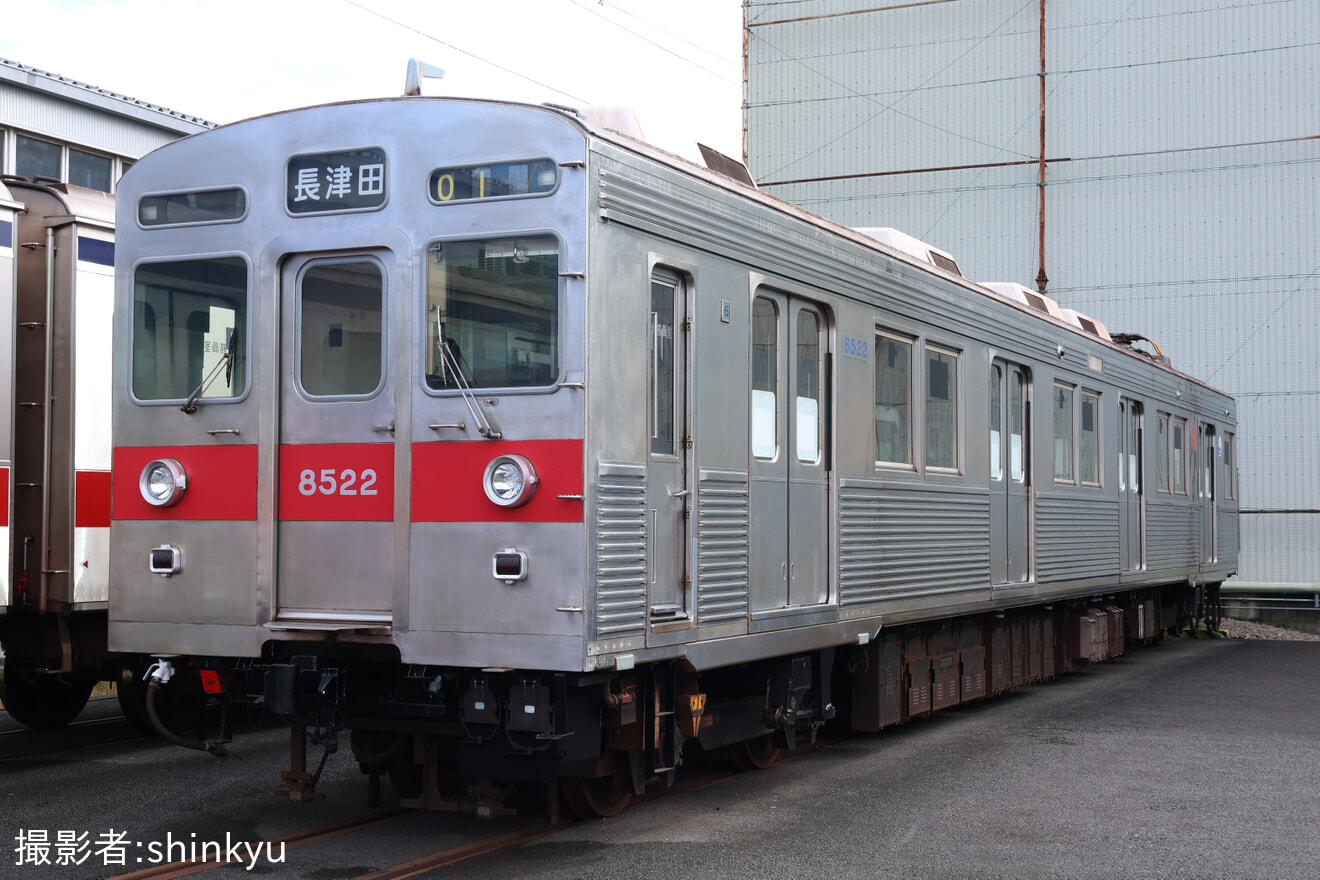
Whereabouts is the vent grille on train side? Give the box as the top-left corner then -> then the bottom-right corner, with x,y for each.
697,471 -> 750,623
594,464 -> 648,639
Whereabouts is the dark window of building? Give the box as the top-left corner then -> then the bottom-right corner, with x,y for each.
69,148 -> 113,192
16,134 -> 61,181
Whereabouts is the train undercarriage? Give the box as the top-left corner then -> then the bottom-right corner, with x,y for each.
145,582 -> 1221,820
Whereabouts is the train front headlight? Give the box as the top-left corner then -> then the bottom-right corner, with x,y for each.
139,458 -> 188,507
482,454 -> 538,508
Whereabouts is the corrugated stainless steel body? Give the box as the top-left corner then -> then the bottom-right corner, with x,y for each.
110,97 -> 1234,680
745,0 -> 1301,589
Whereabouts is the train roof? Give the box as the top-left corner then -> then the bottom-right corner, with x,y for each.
556,100 -> 1232,401
3,178 -> 115,229
148,95 -> 1232,402
0,178 -> 19,210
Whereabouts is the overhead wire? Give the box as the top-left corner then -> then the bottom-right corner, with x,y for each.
913,0 -> 1144,242
748,40 -> 1318,111
558,0 -> 740,86
588,0 -> 741,73
338,0 -> 588,103
1204,266 -> 1319,384
750,0 -> 1040,182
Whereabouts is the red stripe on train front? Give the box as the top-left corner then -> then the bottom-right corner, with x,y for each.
0,466 -> 8,528
411,439 -> 584,523
75,470 -> 112,528
112,445 -> 258,521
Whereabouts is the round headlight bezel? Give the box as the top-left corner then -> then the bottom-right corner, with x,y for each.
139,458 -> 189,508
482,454 -> 538,508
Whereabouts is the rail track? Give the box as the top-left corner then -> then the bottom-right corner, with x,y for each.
97,747 -> 793,880
0,701 -> 143,762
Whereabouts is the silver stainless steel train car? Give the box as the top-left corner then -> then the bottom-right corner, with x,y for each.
0,178 -> 118,729
108,97 -> 1237,816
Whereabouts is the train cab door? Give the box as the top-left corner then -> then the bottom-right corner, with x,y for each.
1119,399 -> 1145,571
749,291 -> 829,611
1200,422 -> 1217,563
646,273 -> 690,623
273,253 -> 397,627
989,360 -> 1030,586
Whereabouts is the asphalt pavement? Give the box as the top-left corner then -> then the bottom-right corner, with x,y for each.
2,637 -> 1317,879
439,638 -> 1320,880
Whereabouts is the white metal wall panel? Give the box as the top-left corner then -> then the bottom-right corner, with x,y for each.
769,164 -> 1039,282
747,0 -> 1041,184
73,245 -> 114,604
745,0 -> 1320,588
0,81 -> 187,158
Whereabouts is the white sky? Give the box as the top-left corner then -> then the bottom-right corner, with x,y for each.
2,0 -> 745,162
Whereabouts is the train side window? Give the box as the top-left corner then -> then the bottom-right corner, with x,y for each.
1223,432 -> 1236,501
925,345 -> 959,471
1156,413 -> 1170,493
874,331 -> 913,467
1080,391 -> 1100,486
990,366 -> 1002,481
795,310 -> 821,463
1053,383 -> 1074,483
650,278 -> 677,455
425,236 -> 559,390
1172,417 -> 1187,494
131,257 -> 247,403
298,259 -> 384,397
1010,370 -> 1025,482
751,296 -> 778,459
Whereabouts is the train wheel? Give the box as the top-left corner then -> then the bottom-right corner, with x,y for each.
115,661 -> 154,735
0,658 -> 94,730
562,752 -> 634,819
384,736 -> 424,799
730,734 -> 782,771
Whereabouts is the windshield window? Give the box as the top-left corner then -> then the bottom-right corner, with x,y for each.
132,257 -> 247,402
425,236 -> 558,390
299,259 -> 384,397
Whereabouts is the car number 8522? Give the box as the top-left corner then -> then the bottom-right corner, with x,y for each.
298,468 -> 378,497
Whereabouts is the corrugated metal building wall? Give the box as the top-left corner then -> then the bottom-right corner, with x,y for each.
745,0 -> 1318,588
1,58 -> 211,190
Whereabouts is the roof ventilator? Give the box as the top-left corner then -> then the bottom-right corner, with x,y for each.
854,227 -> 963,277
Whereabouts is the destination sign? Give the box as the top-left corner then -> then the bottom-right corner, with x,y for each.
286,148 -> 387,215
429,159 -> 557,204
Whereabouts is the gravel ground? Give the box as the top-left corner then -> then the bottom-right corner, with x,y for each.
1220,616 -> 1320,641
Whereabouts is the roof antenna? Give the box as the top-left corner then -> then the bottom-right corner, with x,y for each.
404,58 -> 446,96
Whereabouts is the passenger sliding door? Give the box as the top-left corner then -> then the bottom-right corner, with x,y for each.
748,291 -> 828,611
647,273 -> 689,622
273,253 -> 396,627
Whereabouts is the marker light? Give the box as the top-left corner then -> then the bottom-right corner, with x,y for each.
139,458 -> 188,507
482,454 -> 538,508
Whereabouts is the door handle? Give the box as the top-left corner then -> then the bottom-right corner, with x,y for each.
371,420 -> 396,434
669,488 -> 690,498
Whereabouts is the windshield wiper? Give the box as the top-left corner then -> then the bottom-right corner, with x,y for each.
181,330 -> 236,414
435,322 -> 501,440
